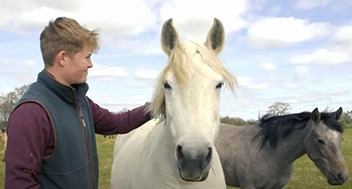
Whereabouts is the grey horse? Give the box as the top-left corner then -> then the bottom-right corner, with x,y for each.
216,108 -> 349,189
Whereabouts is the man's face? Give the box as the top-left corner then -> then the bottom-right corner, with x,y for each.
64,45 -> 93,85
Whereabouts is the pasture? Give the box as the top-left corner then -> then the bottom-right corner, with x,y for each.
0,129 -> 351,188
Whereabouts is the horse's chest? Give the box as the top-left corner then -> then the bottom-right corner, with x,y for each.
254,181 -> 286,189
252,167 -> 291,189
0,135 -> 6,143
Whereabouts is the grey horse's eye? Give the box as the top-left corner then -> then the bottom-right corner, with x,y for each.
317,139 -> 325,145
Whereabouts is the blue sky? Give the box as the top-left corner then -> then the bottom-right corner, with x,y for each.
0,0 -> 351,120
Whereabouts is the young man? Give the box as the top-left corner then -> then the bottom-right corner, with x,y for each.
5,17 -> 152,189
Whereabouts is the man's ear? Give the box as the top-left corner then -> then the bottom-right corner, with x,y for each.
56,50 -> 67,66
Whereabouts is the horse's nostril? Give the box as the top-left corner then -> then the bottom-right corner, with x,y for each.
338,173 -> 344,181
203,147 -> 212,168
176,145 -> 183,159
206,147 -> 212,161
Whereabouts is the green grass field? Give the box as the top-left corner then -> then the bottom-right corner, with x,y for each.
1,129 -> 351,188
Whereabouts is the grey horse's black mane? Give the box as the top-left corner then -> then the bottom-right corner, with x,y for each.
255,111 -> 344,149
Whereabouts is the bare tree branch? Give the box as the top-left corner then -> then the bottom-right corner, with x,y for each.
267,102 -> 291,116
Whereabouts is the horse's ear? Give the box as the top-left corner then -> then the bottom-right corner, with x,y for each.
334,107 -> 343,120
161,18 -> 179,56
205,18 -> 225,54
311,108 -> 321,123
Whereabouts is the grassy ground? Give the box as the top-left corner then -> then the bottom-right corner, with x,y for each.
0,142 -> 3,188
0,129 -> 351,188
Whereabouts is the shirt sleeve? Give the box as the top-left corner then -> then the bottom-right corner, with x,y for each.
87,97 -> 152,135
5,102 -> 52,189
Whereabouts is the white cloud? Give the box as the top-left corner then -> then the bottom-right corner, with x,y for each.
293,66 -> 310,81
289,25 -> 352,65
31,0 -> 85,11
332,97 -> 346,103
0,87 -> 14,96
89,64 -> 128,80
0,0 -> 157,39
237,77 -> 268,89
144,0 -> 166,7
109,38 -> 163,55
329,25 -> 352,59
160,0 -> 248,42
272,92 -> 331,106
22,60 -> 36,68
331,25 -> 352,42
89,94 -> 150,111
0,58 -> 41,84
260,62 -> 276,71
284,83 -> 300,89
247,17 -> 335,48
237,76 -> 252,86
135,69 -> 160,80
247,83 -> 268,89
289,49 -> 350,65
0,0 -> 249,53
296,0 -> 333,10
330,90 -> 350,96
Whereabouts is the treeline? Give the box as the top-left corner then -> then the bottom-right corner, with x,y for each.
340,110 -> 352,127
220,116 -> 258,126
0,85 -> 30,128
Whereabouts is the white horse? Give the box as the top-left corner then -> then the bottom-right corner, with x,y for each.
111,18 -> 237,189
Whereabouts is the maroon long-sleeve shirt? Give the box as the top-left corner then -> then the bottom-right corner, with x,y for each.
5,97 -> 151,188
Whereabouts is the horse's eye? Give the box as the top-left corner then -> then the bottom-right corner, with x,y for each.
216,82 -> 223,89
317,139 -> 325,145
164,82 -> 172,89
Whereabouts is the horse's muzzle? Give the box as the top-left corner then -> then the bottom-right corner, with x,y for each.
176,145 -> 213,182
327,171 -> 348,185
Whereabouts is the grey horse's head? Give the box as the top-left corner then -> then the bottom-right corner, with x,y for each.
304,108 -> 348,185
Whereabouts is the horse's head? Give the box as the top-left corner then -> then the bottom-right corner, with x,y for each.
150,18 -> 236,182
304,108 -> 348,185
0,128 -> 5,135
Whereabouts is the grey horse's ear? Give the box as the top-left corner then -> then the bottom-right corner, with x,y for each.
205,18 -> 225,54
311,108 -> 321,123
161,18 -> 179,55
333,107 -> 343,120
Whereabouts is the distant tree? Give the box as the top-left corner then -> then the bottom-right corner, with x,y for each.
0,84 -> 30,127
340,110 -> 352,127
267,102 -> 291,116
220,116 -> 247,126
118,108 -> 129,113
247,119 -> 259,125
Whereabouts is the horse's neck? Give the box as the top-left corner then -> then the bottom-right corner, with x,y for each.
146,120 -> 170,150
147,120 -> 176,170
0,134 -> 6,143
274,123 -> 311,164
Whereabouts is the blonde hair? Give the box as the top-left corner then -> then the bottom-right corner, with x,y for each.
149,41 -> 237,120
40,17 -> 99,66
